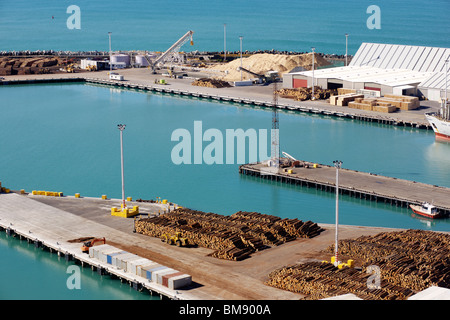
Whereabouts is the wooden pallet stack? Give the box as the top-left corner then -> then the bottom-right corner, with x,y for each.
135,208 -> 324,261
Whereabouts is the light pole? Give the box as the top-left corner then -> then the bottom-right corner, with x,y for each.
333,160 -> 342,266
108,32 -> 112,73
224,24 -> 227,62
445,58 -> 449,120
239,36 -> 243,81
117,124 -> 126,210
345,33 -> 349,66
311,47 -> 315,100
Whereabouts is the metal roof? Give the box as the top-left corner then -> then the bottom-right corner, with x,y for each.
291,65 -> 432,87
418,71 -> 450,90
350,43 -> 450,73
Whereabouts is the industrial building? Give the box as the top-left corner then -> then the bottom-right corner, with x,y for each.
283,43 -> 450,101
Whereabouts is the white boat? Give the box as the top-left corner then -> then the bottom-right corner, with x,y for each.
409,202 -> 441,219
425,112 -> 450,141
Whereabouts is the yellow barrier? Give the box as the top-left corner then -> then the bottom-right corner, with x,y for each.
111,205 -> 139,218
102,195 -> 107,200
127,197 -> 132,201
75,193 -> 80,198
20,189 -> 25,194
31,190 -> 63,197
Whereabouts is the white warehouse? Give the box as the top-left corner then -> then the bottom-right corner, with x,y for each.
283,43 -> 450,101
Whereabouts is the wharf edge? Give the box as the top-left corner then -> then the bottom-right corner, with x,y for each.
0,76 -> 432,130
239,162 -> 450,217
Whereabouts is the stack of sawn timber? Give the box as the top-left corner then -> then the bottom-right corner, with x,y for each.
134,208 -> 324,261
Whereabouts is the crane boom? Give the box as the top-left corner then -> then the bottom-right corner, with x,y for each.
152,30 -> 194,68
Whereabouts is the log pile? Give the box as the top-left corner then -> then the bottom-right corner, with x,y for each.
135,208 -> 324,261
328,229 -> 450,292
191,78 -> 231,88
266,229 -> 450,300
266,261 -> 413,300
276,87 -> 337,101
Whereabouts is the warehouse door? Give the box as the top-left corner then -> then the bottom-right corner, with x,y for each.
327,78 -> 343,90
293,78 -> 308,88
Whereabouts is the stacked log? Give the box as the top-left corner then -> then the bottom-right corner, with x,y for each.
276,87 -> 337,101
266,229 -> 449,300
192,78 -> 231,88
266,261 -> 413,300
135,208 -> 325,261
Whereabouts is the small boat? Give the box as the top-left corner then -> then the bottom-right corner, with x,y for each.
409,202 -> 441,219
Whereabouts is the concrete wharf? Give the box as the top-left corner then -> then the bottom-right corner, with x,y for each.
239,162 -> 450,217
0,70 -> 435,130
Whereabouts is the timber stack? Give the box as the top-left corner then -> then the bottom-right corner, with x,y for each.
191,78 -> 231,88
328,229 -> 450,291
135,208 -> 324,261
266,261 -> 414,300
266,229 -> 450,300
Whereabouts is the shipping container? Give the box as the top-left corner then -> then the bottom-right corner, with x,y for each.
98,247 -> 123,263
111,252 -> 134,268
107,251 -> 127,264
162,271 -> 184,287
119,254 -> 140,272
143,265 -> 168,281
127,258 -> 151,275
88,244 -> 112,259
138,262 -> 159,278
154,268 -> 178,285
168,274 -> 192,290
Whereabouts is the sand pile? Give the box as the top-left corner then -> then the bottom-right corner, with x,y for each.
192,77 -> 232,88
211,53 -> 330,82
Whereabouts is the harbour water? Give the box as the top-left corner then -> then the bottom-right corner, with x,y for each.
1,0 -> 450,300
1,82 -> 450,298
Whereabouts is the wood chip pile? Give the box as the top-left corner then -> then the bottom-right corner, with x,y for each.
266,229 -> 450,300
276,87 -> 337,101
191,78 -> 231,88
135,208 -> 324,261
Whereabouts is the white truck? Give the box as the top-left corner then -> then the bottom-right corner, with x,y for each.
109,72 -> 124,81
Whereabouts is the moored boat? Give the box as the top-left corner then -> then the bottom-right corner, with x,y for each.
409,202 -> 441,219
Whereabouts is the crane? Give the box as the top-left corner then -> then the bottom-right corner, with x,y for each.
147,30 -> 194,73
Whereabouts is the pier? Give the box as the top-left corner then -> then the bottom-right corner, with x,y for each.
239,162 -> 450,217
0,71 -> 434,130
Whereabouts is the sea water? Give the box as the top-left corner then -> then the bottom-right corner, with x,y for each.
0,0 -> 449,54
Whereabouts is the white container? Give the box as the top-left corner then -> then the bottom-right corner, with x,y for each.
137,262 -> 158,278
127,258 -> 151,275
168,274 -> 192,290
119,255 -> 140,272
112,252 -> 135,268
154,268 -> 177,285
98,247 -> 123,263
88,243 -> 111,259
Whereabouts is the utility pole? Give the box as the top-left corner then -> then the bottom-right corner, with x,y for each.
108,32 -> 112,73
117,124 -> 126,209
224,24 -> 227,62
239,36 -> 243,81
311,47 -> 315,100
333,160 -> 342,266
271,81 -> 280,168
345,33 -> 349,66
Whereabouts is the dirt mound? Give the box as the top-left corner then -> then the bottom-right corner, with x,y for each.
211,53 -> 330,82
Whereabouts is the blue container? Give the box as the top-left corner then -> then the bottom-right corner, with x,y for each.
145,266 -> 167,281
107,251 -> 127,264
